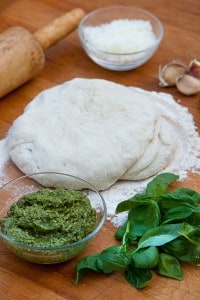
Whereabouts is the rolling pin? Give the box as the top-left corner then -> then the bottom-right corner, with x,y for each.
0,8 -> 85,98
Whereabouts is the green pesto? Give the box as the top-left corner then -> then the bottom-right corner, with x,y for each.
1,188 -> 96,247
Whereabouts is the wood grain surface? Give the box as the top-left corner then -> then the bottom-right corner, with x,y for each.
0,0 -> 200,299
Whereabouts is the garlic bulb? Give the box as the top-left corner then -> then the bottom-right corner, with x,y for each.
176,74 -> 200,96
158,58 -> 200,95
158,61 -> 187,87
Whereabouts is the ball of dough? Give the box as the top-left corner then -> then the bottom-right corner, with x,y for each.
5,78 -> 186,190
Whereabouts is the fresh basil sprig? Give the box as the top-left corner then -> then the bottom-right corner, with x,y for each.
75,173 -> 200,289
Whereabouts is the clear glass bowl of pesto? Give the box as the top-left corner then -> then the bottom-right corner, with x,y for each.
0,172 -> 106,264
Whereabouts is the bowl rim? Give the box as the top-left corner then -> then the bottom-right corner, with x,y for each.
0,171 -> 107,251
78,5 -> 164,56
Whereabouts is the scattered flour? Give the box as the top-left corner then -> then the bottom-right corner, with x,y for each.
0,138 -> 9,177
0,89 -> 200,227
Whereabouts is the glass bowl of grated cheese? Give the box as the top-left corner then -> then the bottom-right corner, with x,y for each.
78,5 -> 163,71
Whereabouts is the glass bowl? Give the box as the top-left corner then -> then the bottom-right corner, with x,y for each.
78,5 -> 163,71
0,172 -> 106,264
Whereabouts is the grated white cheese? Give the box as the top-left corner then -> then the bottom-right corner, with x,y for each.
83,19 -> 157,53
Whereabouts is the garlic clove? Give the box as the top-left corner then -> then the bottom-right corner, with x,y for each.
176,74 -> 200,96
188,58 -> 200,79
158,61 -> 187,87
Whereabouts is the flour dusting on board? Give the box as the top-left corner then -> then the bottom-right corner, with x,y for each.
0,139 -> 9,177
0,90 -> 200,227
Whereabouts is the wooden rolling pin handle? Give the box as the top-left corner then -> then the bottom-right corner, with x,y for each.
34,8 -> 85,50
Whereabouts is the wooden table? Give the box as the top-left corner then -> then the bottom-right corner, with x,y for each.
0,0 -> 199,299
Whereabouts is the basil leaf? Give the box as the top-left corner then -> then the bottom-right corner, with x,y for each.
127,231 -> 138,244
127,200 -> 160,237
179,223 -> 200,246
146,173 -> 179,198
115,222 -> 127,240
138,223 -> 182,249
76,250 -> 131,282
160,188 -> 200,209
115,221 -> 137,243
162,204 -> 200,224
115,194 -> 151,213
131,246 -> 159,268
155,253 -> 184,280
173,188 -> 200,204
173,188 -> 200,203
125,265 -> 152,289
101,245 -> 122,254
159,198 -> 198,220
96,252 -> 131,273
186,211 -> 200,226
75,254 -> 101,283
162,237 -> 200,264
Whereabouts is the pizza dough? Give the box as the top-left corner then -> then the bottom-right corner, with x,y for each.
3,78 -> 187,190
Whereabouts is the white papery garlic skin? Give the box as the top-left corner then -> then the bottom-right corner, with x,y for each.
158,61 -> 187,87
176,74 -> 200,96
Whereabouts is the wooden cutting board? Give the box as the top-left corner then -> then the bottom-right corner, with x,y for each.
0,1 -> 200,299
